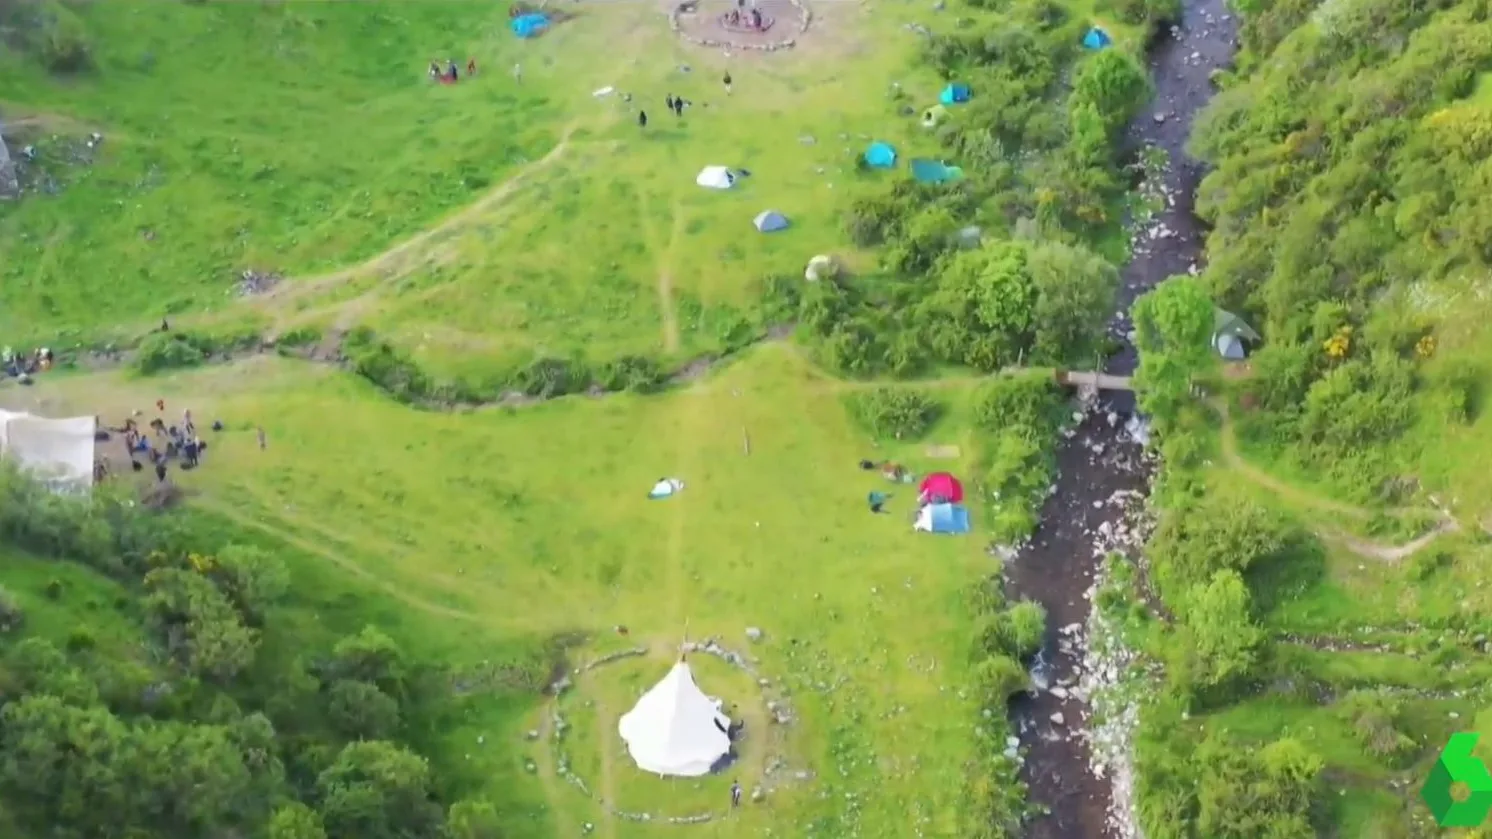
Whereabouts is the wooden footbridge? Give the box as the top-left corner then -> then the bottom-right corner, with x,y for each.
1054,369 -> 1134,393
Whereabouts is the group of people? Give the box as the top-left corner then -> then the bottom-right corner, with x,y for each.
725,6 -> 765,29
1,346 -> 54,383
95,402 -> 224,484
636,77 -> 729,128
428,58 -> 477,83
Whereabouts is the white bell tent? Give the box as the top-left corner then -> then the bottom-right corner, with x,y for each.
0,410 -> 95,493
617,657 -> 732,777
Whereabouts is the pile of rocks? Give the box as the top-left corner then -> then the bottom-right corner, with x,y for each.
234,269 -> 284,297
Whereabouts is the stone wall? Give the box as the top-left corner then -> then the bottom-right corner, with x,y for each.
668,0 -> 811,51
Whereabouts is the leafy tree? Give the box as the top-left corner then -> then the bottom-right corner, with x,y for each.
328,679 -> 401,741
1026,240 -> 1119,364
0,695 -> 130,834
144,567 -> 259,681
447,798 -> 504,839
1132,277 -> 1216,423
328,627 -> 407,698
1070,49 -> 1153,133
1147,495 -> 1292,592
270,802 -> 329,839
211,544 -> 290,624
1193,736 -> 1321,839
1178,569 -> 1263,689
316,740 -> 443,839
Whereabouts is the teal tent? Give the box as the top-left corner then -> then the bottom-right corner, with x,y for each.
910,159 -> 962,184
864,141 -> 897,168
511,13 -> 550,38
1082,27 -> 1112,49
939,83 -> 971,105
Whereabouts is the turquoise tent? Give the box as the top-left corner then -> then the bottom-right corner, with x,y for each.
864,141 -> 897,168
1082,27 -> 1112,49
511,13 -> 550,38
910,159 -> 962,184
939,83 -> 971,105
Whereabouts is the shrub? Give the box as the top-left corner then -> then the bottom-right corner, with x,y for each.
44,578 -> 63,600
514,357 -> 588,399
65,627 -> 96,652
134,333 -> 207,375
342,329 -> 435,403
1406,545 -> 1452,581
972,374 -> 1062,435
595,356 -> 664,393
0,586 -> 24,633
276,326 -> 322,348
972,654 -> 1029,700
847,388 -> 941,440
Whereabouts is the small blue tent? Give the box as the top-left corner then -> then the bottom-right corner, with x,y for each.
915,503 -> 971,534
753,210 -> 790,233
511,13 -> 550,38
910,159 -> 962,184
939,83 -> 971,105
1082,27 -> 1112,49
864,141 -> 897,168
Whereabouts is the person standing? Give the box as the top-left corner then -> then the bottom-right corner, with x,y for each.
666,93 -> 676,112
723,70 -> 732,95
673,97 -> 684,117
256,426 -> 268,450
730,779 -> 742,808
638,110 -> 648,128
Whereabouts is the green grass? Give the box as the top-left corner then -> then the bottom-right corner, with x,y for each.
2,344 -> 1008,837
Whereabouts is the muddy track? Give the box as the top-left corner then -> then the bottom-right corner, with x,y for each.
1005,3 -> 1239,837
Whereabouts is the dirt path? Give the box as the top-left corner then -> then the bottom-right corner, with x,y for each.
197,497 -> 492,625
1212,400 -> 1459,561
253,120 -> 583,319
658,202 -> 685,354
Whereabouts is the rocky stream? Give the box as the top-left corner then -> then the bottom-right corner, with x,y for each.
1004,1 -> 1240,837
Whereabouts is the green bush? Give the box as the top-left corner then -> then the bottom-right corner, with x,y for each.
514,357 -> 588,399
0,586 -> 24,633
342,330 -> 434,403
595,355 -> 664,393
972,375 -> 1063,435
134,333 -> 207,374
847,388 -> 942,440
276,326 -> 323,348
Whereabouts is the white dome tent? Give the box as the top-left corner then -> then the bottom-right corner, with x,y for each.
695,166 -> 737,190
617,653 -> 732,777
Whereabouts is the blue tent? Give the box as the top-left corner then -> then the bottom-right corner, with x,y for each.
910,159 -> 962,184
511,13 -> 550,38
863,141 -> 897,168
939,83 -> 971,105
916,503 -> 971,534
1082,27 -> 1112,49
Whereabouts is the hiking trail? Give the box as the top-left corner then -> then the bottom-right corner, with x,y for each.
1213,399 -> 1459,561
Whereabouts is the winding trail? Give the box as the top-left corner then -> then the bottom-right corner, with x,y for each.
254,121 -> 584,324
1213,399 -> 1461,561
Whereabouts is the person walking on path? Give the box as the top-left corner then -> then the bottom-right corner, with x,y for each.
730,779 -> 742,808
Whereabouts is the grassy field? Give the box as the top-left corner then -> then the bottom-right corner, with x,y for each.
0,343 -> 1006,837
0,0 -> 1057,370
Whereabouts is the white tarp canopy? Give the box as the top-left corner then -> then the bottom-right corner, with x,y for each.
0,410 -> 95,492
695,166 -> 736,190
618,660 -> 731,777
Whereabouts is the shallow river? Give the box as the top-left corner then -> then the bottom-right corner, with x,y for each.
1004,1 -> 1240,837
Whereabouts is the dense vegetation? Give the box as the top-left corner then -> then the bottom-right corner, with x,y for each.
1192,0 -> 1492,500
0,464 -> 533,839
1114,0 -> 1492,835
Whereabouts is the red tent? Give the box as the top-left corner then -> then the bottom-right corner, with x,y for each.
919,472 -> 964,503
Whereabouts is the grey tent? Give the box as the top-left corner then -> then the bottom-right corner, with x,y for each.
753,210 -> 789,233
1213,308 -> 1261,360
